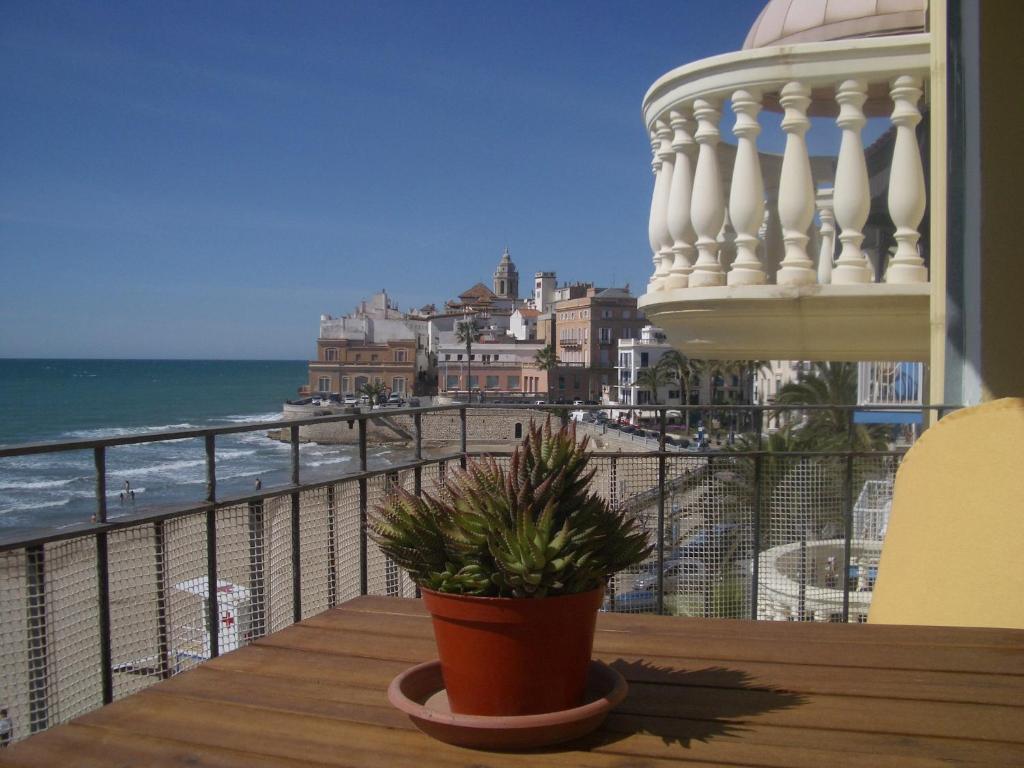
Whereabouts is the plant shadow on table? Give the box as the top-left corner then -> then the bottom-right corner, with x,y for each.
569,659 -> 807,751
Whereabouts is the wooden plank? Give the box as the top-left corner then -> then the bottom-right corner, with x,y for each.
0,722 -> 332,768
314,601 -> 1024,675
593,651 -> 1024,707
66,690 -> 732,768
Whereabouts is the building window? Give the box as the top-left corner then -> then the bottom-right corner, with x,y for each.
325,348 -> 339,361
622,310 -> 631,319
446,374 -> 459,390
445,354 -> 451,361
558,375 -> 565,390
341,376 -> 350,393
355,354 -> 362,362
492,354 -> 499,361
640,352 -> 649,368
395,350 -> 406,362
457,354 -> 463,361
392,377 -> 405,394
374,377 -> 383,386
371,354 -> 379,362
599,328 -> 612,344
601,309 -> 612,319
468,375 -> 478,389
507,375 -> 520,390
317,377 -> 331,393
485,375 -> 499,389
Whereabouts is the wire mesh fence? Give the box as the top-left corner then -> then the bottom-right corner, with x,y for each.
0,403 -> 933,743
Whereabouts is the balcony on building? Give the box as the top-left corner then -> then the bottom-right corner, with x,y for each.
638,0 -> 931,363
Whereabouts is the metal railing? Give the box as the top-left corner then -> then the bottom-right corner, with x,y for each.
0,402 -> 958,741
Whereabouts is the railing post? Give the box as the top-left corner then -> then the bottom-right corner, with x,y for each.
326,484 -> 337,608
414,412 -> 423,498
656,427 -> 667,616
289,425 -> 302,623
205,429 -> 220,660
750,451 -> 762,620
153,520 -> 171,679
358,418 -> 368,596
93,446 -> 113,705
459,407 -> 468,469
842,454 -> 854,623
26,545 -> 49,731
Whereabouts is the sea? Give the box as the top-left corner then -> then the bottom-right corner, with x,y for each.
0,359 -> 397,537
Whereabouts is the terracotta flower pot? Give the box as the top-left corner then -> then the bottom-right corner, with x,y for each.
421,586 -> 604,717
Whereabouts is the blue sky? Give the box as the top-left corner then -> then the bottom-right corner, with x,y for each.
1,0 -> 771,359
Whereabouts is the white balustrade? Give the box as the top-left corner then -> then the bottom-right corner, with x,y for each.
664,109 -> 696,289
689,99 -> 726,287
776,82 -> 817,285
832,79 -> 874,283
728,89 -> 766,285
641,38 -> 931,295
885,75 -> 928,283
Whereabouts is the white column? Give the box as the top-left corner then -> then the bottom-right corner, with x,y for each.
776,82 -> 817,285
885,75 -> 928,283
688,99 -> 726,287
816,188 -> 835,285
646,129 -> 663,292
664,108 -> 696,289
832,79 -> 873,283
727,89 -> 766,285
647,120 -> 675,291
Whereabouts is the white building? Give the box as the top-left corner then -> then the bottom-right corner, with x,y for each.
510,307 -> 540,340
615,326 -> 680,406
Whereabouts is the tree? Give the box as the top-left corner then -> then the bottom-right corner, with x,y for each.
455,318 -> 480,403
359,380 -> 387,406
635,366 -> 670,405
776,362 -> 886,451
657,350 -> 693,406
533,344 -> 560,402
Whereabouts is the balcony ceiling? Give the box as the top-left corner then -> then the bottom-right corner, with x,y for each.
638,283 -> 929,361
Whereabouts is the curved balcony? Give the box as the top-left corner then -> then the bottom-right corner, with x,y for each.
638,35 -> 931,361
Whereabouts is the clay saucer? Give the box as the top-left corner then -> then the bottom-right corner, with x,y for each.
388,659 -> 627,750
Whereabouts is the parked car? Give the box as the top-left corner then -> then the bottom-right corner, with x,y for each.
602,588 -> 658,613
387,394 -> 404,406
633,556 -> 711,593
343,394 -> 358,406
408,397 -> 421,407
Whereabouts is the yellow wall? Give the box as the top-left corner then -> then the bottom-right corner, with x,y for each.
869,399 -> 1024,628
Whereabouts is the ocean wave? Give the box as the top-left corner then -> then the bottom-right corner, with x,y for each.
0,499 -> 70,514
215,449 -> 257,460
307,457 -> 352,467
116,459 -> 206,478
220,413 -> 282,424
66,423 -> 201,439
0,477 -> 82,491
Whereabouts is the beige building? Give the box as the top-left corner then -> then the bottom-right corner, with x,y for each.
553,286 -> 646,401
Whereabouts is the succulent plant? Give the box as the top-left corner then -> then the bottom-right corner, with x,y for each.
370,419 -> 652,597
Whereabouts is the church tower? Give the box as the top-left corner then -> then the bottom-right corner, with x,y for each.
492,247 -> 519,300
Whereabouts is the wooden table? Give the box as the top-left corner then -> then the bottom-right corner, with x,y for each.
4,596 -> 1023,766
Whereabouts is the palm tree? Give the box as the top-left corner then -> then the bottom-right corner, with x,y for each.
776,362 -> 886,450
533,344 -> 560,402
635,366 -> 670,405
657,350 -> 692,407
454,318 -> 480,402
359,381 -> 387,406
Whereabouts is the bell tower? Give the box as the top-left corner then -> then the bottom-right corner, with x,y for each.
492,247 -> 519,299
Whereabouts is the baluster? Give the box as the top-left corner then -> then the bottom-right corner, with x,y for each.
664,108 -> 696,289
646,129 -> 662,292
816,188 -> 836,285
832,79 -> 873,283
654,120 -> 676,286
689,99 -> 726,287
885,75 -> 928,283
728,89 -> 766,285
776,82 -> 817,285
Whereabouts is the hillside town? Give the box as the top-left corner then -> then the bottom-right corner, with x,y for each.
297,248 -> 811,414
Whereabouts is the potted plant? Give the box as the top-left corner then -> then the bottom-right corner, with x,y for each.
371,420 -> 651,717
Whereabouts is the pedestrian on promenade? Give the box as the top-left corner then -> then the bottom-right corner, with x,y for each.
0,708 -> 12,748
255,477 -> 262,491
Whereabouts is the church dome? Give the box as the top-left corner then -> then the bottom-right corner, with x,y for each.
743,0 -> 926,50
